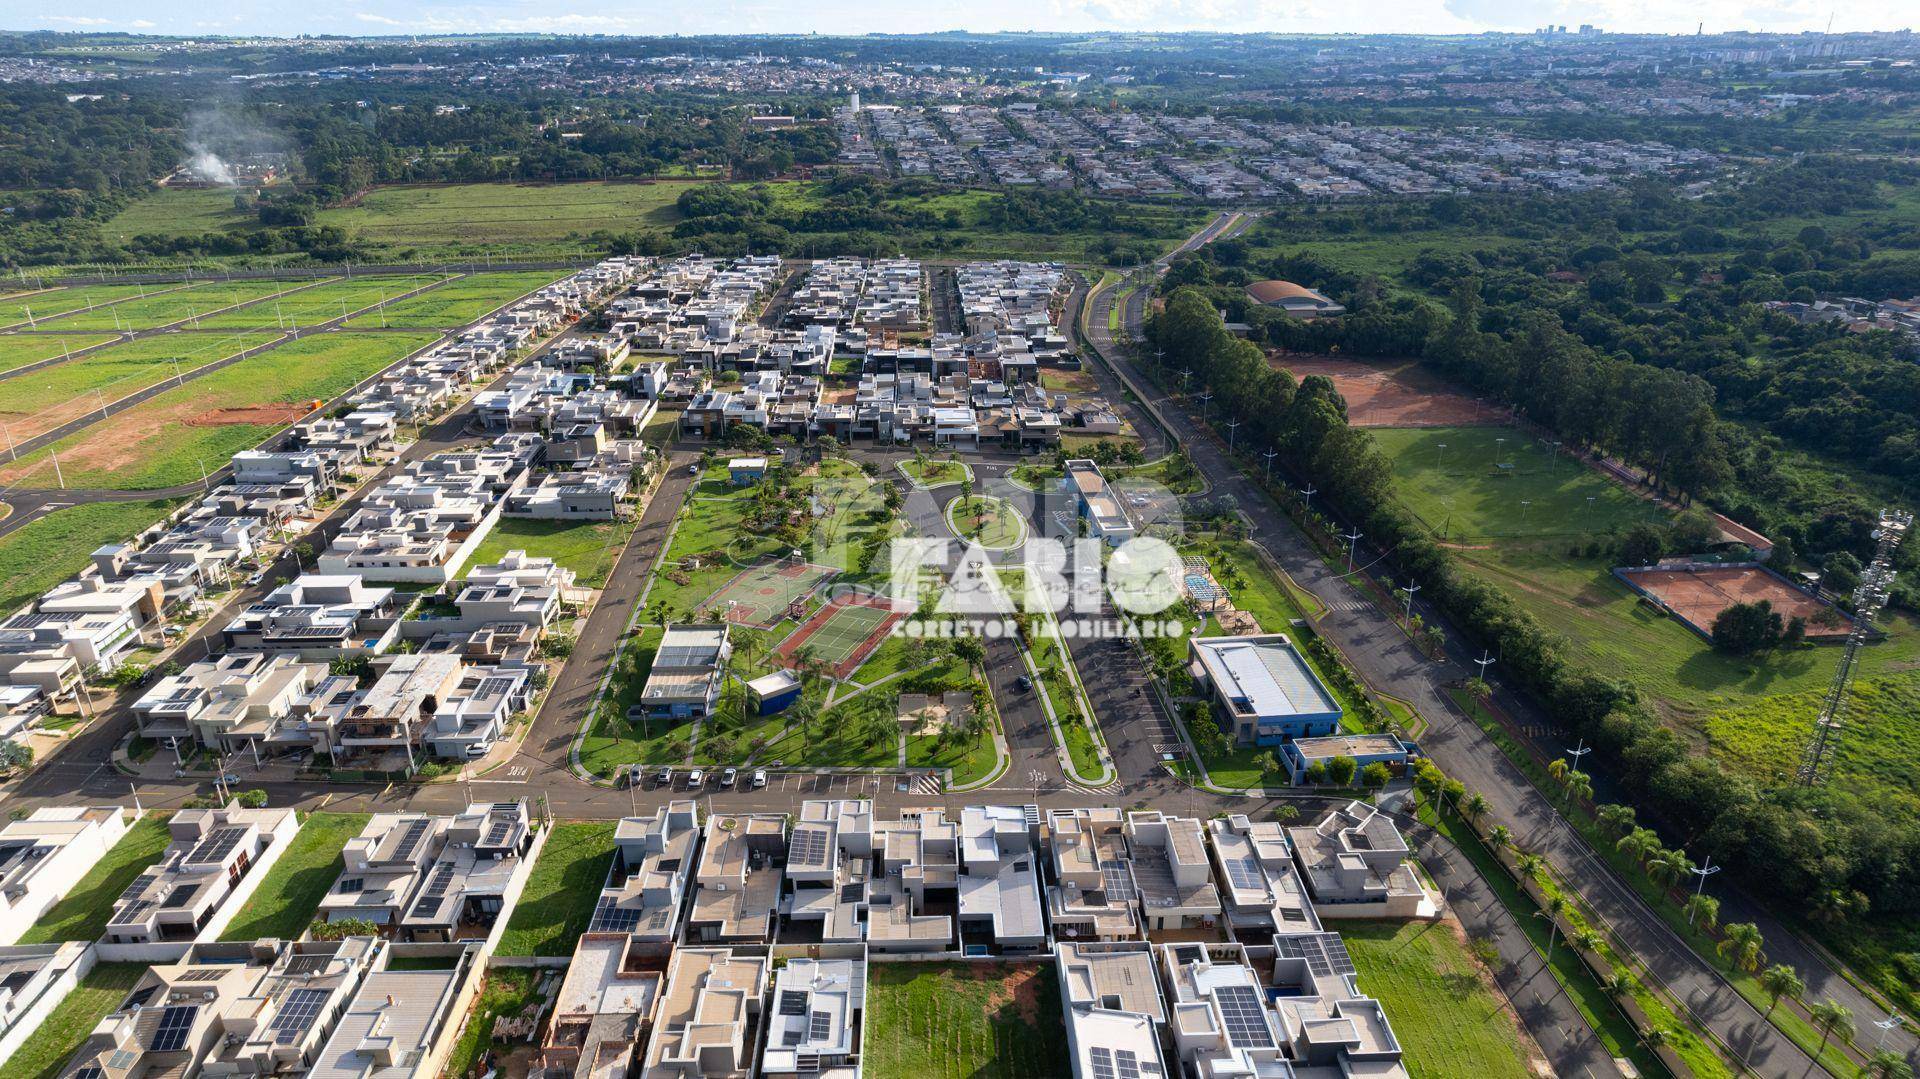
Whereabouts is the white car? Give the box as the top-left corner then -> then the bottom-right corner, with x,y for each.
719,767 -> 738,788
751,769 -> 768,789
686,769 -> 705,790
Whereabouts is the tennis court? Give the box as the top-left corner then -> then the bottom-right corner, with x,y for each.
1617,563 -> 1852,640
700,559 -> 838,628
773,594 -> 905,678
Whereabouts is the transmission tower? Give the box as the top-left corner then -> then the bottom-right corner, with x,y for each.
1797,508 -> 1912,786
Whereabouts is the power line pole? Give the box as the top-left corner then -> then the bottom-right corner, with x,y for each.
1798,509 -> 1911,786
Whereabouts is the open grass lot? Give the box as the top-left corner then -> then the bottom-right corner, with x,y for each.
1371,425 -> 1665,541
865,961 -> 1067,1079
16,815 -> 171,944
494,821 -> 616,957
947,495 -> 1026,549
319,181 -> 686,255
0,331 -> 282,441
192,274 -> 448,329
46,280 -> 319,332
0,499 -> 179,617
469,515 -> 639,590
217,812 -> 369,942
343,270 -> 567,327
0,332 -> 117,373
1339,920 -> 1537,1079
101,186 -> 264,241
0,331 -> 438,490
0,962 -> 144,1079
0,283 -> 179,328
443,969 -> 544,1079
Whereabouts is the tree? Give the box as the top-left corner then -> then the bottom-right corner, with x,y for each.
1863,1048 -> 1914,1079
1361,761 -> 1392,788
1718,922 -> 1767,973
1257,751 -> 1284,786
1617,827 -> 1661,864
950,635 -> 985,674
1489,824 -> 1512,850
1324,754 -> 1358,787
1597,803 -> 1636,839
1548,757 -> 1569,786
311,917 -> 381,941
1711,599 -> 1785,655
1684,892 -> 1720,933
1536,895 -> 1569,961
1646,848 -> 1695,891
1757,964 -> 1804,1018
1619,522 -> 1666,566
1462,792 -> 1490,822
1810,998 -> 1854,1057
1823,551 -> 1863,596
1565,769 -> 1593,806
0,739 -> 31,772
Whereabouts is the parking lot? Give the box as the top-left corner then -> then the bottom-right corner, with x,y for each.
633,768 -> 943,797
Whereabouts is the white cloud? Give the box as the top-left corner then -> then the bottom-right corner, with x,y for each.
130,18 -> 155,26
47,15 -> 114,24
354,12 -> 404,24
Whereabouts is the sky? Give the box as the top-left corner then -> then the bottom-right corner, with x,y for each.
13,0 -> 1911,40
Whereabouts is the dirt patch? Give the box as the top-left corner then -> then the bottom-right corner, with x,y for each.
186,403 -> 309,427
973,963 -> 1048,1026
1620,564 -> 1851,639
1274,354 -> 1505,428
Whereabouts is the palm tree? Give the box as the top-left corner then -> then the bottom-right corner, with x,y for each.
1863,1048 -> 1914,1079
1462,792 -> 1490,822
1547,757 -> 1569,786
1757,964 -> 1804,1018
1489,824 -> 1512,851
1617,827 -> 1660,864
1597,803 -> 1636,839
1640,1027 -> 1672,1053
789,696 -> 821,752
1536,895 -> 1570,962
1573,929 -> 1605,956
1717,922 -> 1766,974
1684,893 -> 1720,934
1809,998 -> 1854,1057
1565,769 -> 1594,806
1646,849 -> 1695,891
1516,854 -> 1545,881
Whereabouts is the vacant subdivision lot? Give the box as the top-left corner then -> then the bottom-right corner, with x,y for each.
217,812 -> 369,942
0,331 -> 438,490
0,331 -> 282,443
0,499 -> 180,617
1339,920 -> 1539,1079
1274,355 -> 1507,428
0,332 -> 118,374
41,279 -> 318,332
343,270 -> 568,328
0,962 -> 144,1079
865,961 -> 1067,1079
493,821 -> 616,957
15,814 -> 170,944
192,274 -> 448,329
0,283 -> 180,328
318,181 -> 687,254
469,515 -> 639,590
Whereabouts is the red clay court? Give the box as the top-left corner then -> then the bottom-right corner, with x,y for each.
772,593 -> 904,679
1273,355 -> 1506,428
1618,564 -> 1851,640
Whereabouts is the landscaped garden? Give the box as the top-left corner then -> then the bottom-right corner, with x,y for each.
946,494 -> 1026,550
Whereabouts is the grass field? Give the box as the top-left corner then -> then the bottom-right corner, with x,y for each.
0,499 -> 179,617
191,275 -> 448,329
44,280 -> 317,332
0,333 -> 117,373
1339,920 -> 1537,1079
319,182 -> 686,254
217,812 -> 369,941
865,962 -> 1067,1079
493,821 -> 616,957
0,331 -> 438,490
101,187 -> 266,240
0,962 -> 143,1079
342,270 -> 567,328
899,456 -> 970,487
468,515 -> 639,590
0,331 -> 282,441
947,495 -> 1026,549
17,815 -> 171,944
0,283 -> 181,328
1370,425 -> 1665,541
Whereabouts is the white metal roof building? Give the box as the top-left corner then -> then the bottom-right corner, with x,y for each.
1188,634 -> 1343,746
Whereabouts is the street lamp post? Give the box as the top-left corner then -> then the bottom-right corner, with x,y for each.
1225,418 -> 1240,450
1262,448 -> 1278,483
1341,527 -> 1364,574
1196,392 -> 1214,423
1300,483 -> 1317,512
1872,1014 -> 1905,1050
1688,855 -> 1722,926
1473,650 -> 1496,682
1400,579 -> 1420,622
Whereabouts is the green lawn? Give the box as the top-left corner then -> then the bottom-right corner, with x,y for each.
192,275 -> 448,329
493,822 -> 615,957
342,271 -> 567,328
469,515 -> 639,590
0,284 -> 183,328
947,495 -> 1026,550
899,457 -> 969,487
442,969 -> 544,1079
44,280 -> 317,332
218,812 -> 369,941
1339,920 -> 1537,1079
316,182 -> 686,255
0,333 -> 117,373
1370,425 -> 1666,542
0,499 -> 179,617
0,331 -> 282,436
864,962 -> 1068,1079
17,815 -> 171,944
0,963 -> 144,1079
0,331 -> 438,490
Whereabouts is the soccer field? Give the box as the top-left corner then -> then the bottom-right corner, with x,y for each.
1370,425 -> 1666,542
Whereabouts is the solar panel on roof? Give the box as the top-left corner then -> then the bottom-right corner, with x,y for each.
1214,984 -> 1274,1049
409,862 -> 457,918
286,954 -> 333,975
392,819 -> 431,861
589,897 -> 643,934
119,874 -> 157,903
1115,1049 -> 1143,1079
1224,856 -> 1265,892
483,818 -> 514,846
72,1067 -> 104,1079
778,990 -> 809,1016
270,988 -> 328,1044
112,899 -> 155,926
1090,1046 -> 1117,1079
187,826 -> 247,865
783,1027 -> 805,1046
809,1010 -> 833,1041
150,1005 -> 198,1052
790,829 -> 829,866
178,968 -> 225,982
1100,862 -> 1137,902
124,986 -> 158,1009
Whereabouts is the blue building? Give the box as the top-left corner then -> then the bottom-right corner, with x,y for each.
1188,634 -> 1343,746
1280,734 -> 1418,784
746,669 -> 803,715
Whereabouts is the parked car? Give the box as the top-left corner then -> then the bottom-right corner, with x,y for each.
719,767 -> 738,789
751,769 -> 768,789
655,766 -> 674,787
1015,674 -> 1033,692
686,769 -> 705,790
